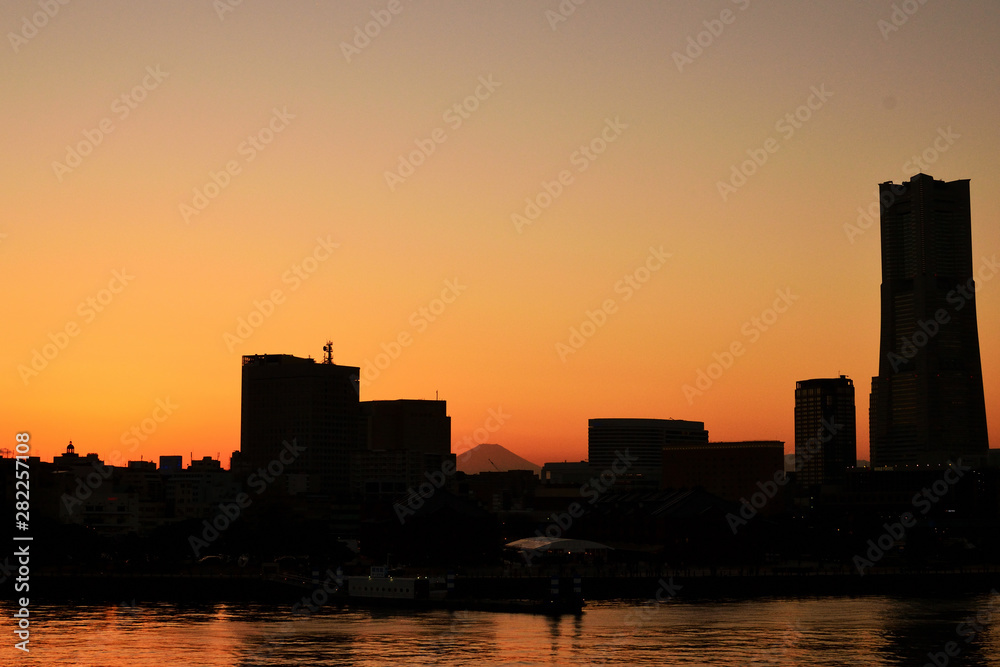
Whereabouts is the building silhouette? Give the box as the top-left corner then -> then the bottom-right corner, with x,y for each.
52,441 -> 99,469
588,418 -> 707,488
661,440 -> 785,511
240,352 -> 361,495
352,399 -> 455,500
869,173 -> 989,468
541,461 -> 592,485
361,399 -> 451,454
795,376 -> 856,485
158,455 -> 183,472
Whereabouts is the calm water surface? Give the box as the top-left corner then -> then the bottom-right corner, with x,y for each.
4,594 -> 999,666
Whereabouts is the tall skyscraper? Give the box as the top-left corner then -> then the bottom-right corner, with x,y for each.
795,376 -> 856,485
240,352 -> 361,495
870,173 -> 989,468
589,418 -> 708,487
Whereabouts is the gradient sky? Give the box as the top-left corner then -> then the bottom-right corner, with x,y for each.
4,0 -> 999,467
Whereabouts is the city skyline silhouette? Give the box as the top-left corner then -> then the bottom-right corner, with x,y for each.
4,1 -> 998,483
5,3 -> 1000,664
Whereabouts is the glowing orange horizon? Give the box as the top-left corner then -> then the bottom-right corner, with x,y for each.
3,2 -> 998,472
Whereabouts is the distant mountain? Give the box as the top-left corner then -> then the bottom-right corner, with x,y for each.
455,443 -> 541,475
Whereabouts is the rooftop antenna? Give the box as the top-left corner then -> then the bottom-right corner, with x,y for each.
323,341 -> 334,364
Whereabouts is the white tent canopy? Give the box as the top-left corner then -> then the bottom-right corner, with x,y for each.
505,537 -> 612,552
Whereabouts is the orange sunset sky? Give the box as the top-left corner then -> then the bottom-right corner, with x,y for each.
3,1 -> 998,467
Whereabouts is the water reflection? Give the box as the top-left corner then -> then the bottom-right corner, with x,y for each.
3,594 -> 998,666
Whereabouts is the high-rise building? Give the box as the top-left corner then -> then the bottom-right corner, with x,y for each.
352,399 -> 454,500
360,399 -> 451,455
588,418 -> 708,488
795,376 -> 856,486
869,173 -> 989,467
240,353 -> 361,495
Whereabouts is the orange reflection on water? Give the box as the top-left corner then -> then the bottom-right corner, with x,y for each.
2,595 -> 998,666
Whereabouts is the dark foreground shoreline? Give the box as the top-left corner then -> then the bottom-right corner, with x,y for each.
30,569 -> 1000,605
